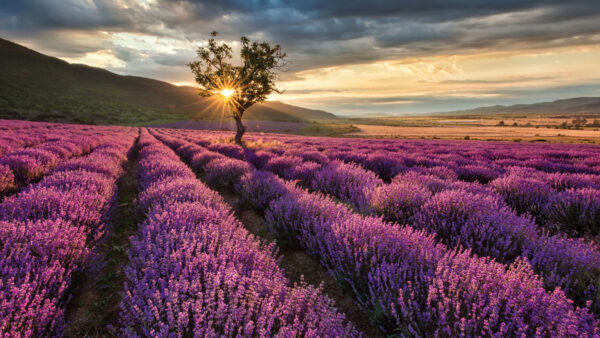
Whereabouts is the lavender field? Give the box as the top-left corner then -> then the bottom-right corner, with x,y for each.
152,120 -> 308,133
2,119 -> 600,336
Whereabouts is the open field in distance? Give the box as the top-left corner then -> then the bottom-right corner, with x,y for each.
348,124 -> 600,143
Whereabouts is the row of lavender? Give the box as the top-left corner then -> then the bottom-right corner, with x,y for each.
0,119 -> 56,154
0,122 -> 136,194
168,129 -> 600,177
158,128 -> 600,312
117,129 -> 358,336
0,131 -> 47,157
261,136 -> 600,312
150,129 -> 599,336
0,127 -> 136,336
0,119 -> 102,156
173,129 -> 600,237
274,134 -> 600,237
0,119 -> 65,131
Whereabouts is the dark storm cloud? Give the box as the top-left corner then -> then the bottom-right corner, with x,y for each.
152,49 -> 197,66
1,0 -> 599,81
112,44 -> 143,62
0,0 -> 138,31
0,0 -> 600,71
170,0 -> 600,72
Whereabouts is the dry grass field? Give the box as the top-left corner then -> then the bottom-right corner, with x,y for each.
346,124 -> 600,143
342,114 -> 600,143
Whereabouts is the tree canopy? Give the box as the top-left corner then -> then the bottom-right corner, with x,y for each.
189,31 -> 286,144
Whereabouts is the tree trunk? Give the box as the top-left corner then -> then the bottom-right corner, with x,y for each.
234,114 -> 246,145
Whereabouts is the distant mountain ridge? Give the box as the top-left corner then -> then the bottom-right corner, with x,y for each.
0,37 -> 338,125
438,97 -> 600,116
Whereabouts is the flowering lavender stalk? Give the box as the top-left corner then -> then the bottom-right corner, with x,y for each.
156,129 -> 599,335
118,130 -> 359,336
0,132 -> 105,184
490,172 -> 556,221
263,154 -> 304,179
370,180 -> 431,225
0,130 -> 136,336
234,170 -> 294,213
311,160 -> 383,212
413,189 -> 600,309
548,172 -> 600,191
454,163 -> 502,183
0,120 -> 75,156
165,129 -> 600,310
203,157 -> 252,188
265,191 -> 599,335
546,188 -> 600,236
0,164 -> 15,193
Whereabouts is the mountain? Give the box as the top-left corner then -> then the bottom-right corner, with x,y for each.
438,97 -> 600,116
0,37 -> 338,125
254,101 -> 339,121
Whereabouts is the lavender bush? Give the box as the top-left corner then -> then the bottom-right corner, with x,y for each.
118,130 -> 358,336
0,128 -> 136,336
161,130 -> 598,335
546,188 -> 600,236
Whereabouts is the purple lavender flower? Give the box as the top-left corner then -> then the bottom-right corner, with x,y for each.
0,164 -> 15,193
119,131 -> 359,336
454,164 -> 502,183
490,173 -> 555,220
0,130 -> 136,336
234,170 -> 294,212
312,160 -> 383,212
546,188 -> 600,236
204,157 -> 252,188
369,180 -> 431,224
207,142 -> 246,159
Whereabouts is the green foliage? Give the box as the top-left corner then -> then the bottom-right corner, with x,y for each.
0,38 -> 201,125
188,31 -> 287,119
297,123 -> 359,136
1,38 -> 330,126
572,116 -> 588,126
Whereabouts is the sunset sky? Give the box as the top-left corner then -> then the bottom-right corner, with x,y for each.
1,0 -> 600,116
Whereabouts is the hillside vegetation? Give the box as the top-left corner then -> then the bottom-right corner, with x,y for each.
0,38 -> 339,125
438,97 -> 600,116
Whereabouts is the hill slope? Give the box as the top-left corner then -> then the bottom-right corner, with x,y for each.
439,97 -> 600,116
0,38 -> 338,125
255,101 -> 339,121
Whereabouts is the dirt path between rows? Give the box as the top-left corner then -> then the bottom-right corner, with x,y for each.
218,189 -> 384,337
64,140 -> 141,337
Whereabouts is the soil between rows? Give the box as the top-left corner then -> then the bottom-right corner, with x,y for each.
64,138 -> 141,337
217,188 -> 385,337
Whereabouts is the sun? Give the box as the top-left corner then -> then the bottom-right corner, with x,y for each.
219,88 -> 235,99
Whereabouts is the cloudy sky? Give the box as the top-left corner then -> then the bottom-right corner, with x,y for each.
2,0 -> 600,116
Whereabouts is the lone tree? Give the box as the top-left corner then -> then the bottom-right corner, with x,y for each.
189,31 -> 287,145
